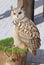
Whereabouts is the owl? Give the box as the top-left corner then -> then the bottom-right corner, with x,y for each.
11,6 -> 41,56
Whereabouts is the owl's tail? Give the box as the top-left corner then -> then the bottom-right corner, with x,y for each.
28,47 -> 36,56
28,38 -> 41,56
28,45 -> 40,56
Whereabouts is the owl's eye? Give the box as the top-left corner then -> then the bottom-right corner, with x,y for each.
18,11 -> 22,14
13,13 -> 16,15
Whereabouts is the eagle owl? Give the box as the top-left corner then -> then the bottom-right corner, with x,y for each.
11,6 -> 41,56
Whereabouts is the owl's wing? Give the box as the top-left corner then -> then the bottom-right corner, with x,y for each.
17,19 -> 41,55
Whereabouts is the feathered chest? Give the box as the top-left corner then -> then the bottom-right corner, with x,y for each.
14,18 -> 40,40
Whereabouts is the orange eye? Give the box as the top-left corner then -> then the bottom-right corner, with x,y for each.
13,13 -> 16,15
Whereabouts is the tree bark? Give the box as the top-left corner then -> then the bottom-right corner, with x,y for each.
43,0 -> 44,16
18,0 -> 34,21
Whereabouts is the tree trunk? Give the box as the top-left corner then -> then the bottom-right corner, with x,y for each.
18,0 -> 34,21
43,0 -> 44,16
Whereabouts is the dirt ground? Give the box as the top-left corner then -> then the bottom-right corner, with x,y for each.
0,51 -> 27,65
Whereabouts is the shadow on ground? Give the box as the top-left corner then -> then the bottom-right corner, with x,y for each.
34,13 -> 44,25
27,49 -> 44,65
0,10 -> 11,20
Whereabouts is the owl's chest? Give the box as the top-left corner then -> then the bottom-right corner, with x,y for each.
17,20 -> 32,38
17,19 -> 39,39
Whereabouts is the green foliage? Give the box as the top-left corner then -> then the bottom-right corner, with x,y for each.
0,37 -> 27,54
0,37 -> 14,47
5,48 -> 27,54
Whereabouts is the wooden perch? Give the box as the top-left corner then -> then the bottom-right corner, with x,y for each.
18,0 -> 34,21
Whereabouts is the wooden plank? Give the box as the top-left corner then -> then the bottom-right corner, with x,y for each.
18,0 -> 34,21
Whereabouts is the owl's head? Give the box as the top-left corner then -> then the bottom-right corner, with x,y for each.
11,6 -> 25,25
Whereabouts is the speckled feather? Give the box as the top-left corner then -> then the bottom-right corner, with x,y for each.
11,6 -> 41,55
15,17 -> 41,55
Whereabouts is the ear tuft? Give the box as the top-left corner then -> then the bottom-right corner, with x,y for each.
11,5 -> 14,11
21,5 -> 24,9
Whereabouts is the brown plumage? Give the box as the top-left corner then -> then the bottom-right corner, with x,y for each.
11,6 -> 41,56
15,18 -> 41,56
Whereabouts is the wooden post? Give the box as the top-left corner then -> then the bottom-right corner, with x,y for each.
17,0 -> 23,8
18,0 -> 34,21
43,0 -> 44,16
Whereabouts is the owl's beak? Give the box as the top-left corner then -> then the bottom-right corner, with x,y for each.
17,15 -> 19,18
